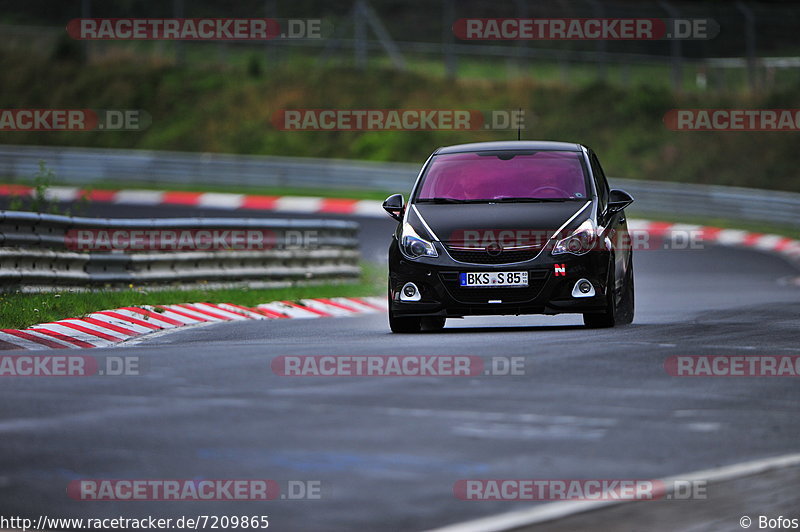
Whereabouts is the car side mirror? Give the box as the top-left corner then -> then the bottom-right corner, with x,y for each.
607,189 -> 634,213
382,194 -> 405,221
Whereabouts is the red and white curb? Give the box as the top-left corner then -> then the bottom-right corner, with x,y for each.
629,219 -> 800,268
0,185 -> 386,217
0,297 -> 387,351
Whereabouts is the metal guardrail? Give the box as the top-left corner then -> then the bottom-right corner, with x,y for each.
0,144 -> 417,192
0,145 -> 798,228
0,211 -> 360,290
607,178 -> 800,228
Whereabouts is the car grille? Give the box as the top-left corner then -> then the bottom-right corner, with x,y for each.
439,270 -> 549,304
445,246 -> 541,265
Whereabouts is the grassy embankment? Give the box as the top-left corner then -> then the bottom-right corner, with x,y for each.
0,264 -> 385,330
1,46 -> 799,193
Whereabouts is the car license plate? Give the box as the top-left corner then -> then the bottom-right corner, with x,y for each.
459,271 -> 528,287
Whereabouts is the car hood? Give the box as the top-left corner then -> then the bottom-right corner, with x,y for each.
410,201 -> 590,247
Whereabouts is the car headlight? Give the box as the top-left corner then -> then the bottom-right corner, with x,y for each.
400,223 -> 438,258
552,219 -> 598,256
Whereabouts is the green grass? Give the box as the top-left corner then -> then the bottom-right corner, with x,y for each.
91,39 -> 800,94
2,46 -> 800,193
0,264 -> 386,330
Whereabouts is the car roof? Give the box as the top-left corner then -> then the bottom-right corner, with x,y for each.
434,141 -> 584,154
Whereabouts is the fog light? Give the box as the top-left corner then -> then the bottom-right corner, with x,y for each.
571,279 -> 595,298
400,282 -> 421,301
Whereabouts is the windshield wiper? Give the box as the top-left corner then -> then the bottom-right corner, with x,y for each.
418,197 -> 581,204
417,197 -> 476,204
490,197 -> 576,202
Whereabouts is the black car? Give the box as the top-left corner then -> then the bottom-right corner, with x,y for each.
384,140 -> 635,333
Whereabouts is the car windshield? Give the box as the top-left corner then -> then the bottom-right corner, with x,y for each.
415,150 -> 589,202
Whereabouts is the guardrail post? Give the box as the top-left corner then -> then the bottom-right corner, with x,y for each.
443,0 -> 457,79
265,0 -> 280,64
659,1 -> 683,92
80,0 -> 91,62
173,0 -> 185,65
736,1 -> 758,92
511,0 -> 529,76
354,0 -> 368,70
588,0 -> 608,82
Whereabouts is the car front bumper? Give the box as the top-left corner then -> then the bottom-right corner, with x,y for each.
388,241 -> 612,318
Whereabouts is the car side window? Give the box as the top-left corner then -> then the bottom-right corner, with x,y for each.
590,153 -> 610,210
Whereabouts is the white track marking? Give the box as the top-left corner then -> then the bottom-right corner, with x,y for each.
427,452 -> 800,532
197,193 -> 244,209
112,190 -> 164,205
274,196 -> 323,213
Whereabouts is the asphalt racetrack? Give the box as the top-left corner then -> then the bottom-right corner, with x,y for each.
0,201 -> 798,530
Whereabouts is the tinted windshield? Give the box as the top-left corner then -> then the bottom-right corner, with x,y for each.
415,150 -> 589,202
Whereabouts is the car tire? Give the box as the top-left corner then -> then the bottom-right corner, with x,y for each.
389,313 -> 422,333
616,256 -> 635,325
421,317 -> 446,331
388,281 -> 422,333
583,266 -> 618,329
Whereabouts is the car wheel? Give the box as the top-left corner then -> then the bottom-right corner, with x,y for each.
616,256 -> 635,325
389,313 -> 422,333
421,317 -> 446,331
583,266 -> 617,328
